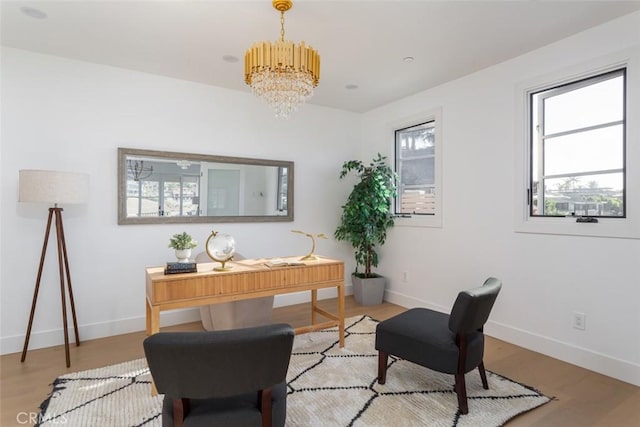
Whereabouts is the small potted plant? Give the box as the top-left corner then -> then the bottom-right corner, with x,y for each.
334,153 -> 397,305
168,232 -> 197,262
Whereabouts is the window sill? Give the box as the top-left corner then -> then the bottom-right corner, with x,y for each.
394,214 -> 442,229
515,216 -> 640,240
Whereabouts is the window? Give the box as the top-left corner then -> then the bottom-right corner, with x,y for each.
529,68 -> 626,218
277,166 -> 288,212
515,52 -> 640,239
395,121 -> 436,215
391,107 -> 442,228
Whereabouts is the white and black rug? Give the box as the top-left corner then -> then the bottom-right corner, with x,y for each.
38,315 -> 551,426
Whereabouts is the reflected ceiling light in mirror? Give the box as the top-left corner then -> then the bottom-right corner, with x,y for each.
244,0 -> 320,119
176,160 -> 193,170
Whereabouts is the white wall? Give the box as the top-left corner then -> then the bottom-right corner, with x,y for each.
2,10 -> 639,388
0,48 -> 359,354
361,12 -> 640,385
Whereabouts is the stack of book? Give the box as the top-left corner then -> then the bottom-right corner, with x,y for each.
164,262 -> 197,275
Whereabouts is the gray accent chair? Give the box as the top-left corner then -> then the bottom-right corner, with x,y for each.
195,252 -> 274,331
143,323 -> 295,427
375,277 -> 502,414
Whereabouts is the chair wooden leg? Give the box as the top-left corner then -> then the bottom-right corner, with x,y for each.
478,361 -> 489,389
454,373 -> 469,414
258,387 -> 273,427
455,333 -> 469,414
378,351 -> 388,384
172,398 -> 189,427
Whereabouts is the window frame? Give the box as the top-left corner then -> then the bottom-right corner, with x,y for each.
390,108 -> 443,228
395,120 -> 436,216
514,50 -> 640,239
529,68 -> 626,219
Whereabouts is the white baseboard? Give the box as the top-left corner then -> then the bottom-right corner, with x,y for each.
1,285 -> 353,356
384,289 -> 640,387
1,308 -> 202,355
383,289 -> 449,313
487,320 -> 640,387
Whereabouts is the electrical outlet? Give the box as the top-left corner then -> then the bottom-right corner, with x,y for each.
572,312 -> 586,330
402,271 -> 408,283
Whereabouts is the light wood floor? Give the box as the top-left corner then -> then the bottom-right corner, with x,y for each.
2,296 -> 639,426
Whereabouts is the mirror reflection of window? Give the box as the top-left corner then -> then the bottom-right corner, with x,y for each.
127,179 -> 160,218
162,175 -> 200,217
278,167 -> 288,212
182,176 -> 200,216
118,148 -> 294,224
163,176 -> 181,216
126,159 -> 200,217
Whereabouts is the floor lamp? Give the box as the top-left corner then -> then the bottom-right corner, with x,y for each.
19,169 -> 90,368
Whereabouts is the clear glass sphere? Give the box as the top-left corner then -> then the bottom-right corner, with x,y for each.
206,233 -> 236,262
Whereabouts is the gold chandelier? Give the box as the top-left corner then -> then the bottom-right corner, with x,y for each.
244,0 -> 320,119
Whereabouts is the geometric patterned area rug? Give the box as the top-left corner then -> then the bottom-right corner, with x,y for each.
38,315 -> 551,426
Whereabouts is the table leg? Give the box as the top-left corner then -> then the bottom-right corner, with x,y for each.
152,307 -> 160,334
145,300 -> 151,336
311,289 -> 318,325
338,283 -> 345,348
146,301 -> 160,335
146,300 -> 160,395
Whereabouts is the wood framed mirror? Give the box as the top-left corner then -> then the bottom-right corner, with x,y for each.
118,148 -> 293,224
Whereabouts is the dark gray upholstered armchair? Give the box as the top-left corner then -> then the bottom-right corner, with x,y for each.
375,277 -> 502,414
143,323 -> 295,427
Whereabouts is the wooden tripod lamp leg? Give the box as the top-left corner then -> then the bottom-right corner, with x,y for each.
57,210 -> 80,348
55,209 -> 71,368
21,207 -> 80,368
21,208 -> 55,363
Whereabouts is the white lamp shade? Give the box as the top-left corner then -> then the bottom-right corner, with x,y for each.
19,170 -> 90,205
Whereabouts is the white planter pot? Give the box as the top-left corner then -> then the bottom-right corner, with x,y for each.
352,274 -> 386,306
174,249 -> 192,263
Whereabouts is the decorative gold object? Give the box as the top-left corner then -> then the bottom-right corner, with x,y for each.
292,230 -> 328,261
205,231 -> 236,271
244,0 -> 320,119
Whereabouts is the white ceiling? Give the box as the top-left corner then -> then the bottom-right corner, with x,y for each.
2,1 -> 639,113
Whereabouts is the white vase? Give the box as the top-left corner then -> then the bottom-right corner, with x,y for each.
174,249 -> 192,263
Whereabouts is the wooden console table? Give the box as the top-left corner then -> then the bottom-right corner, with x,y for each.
145,256 -> 345,346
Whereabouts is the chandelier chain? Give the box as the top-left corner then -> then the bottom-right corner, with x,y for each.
280,11 -> 286,42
